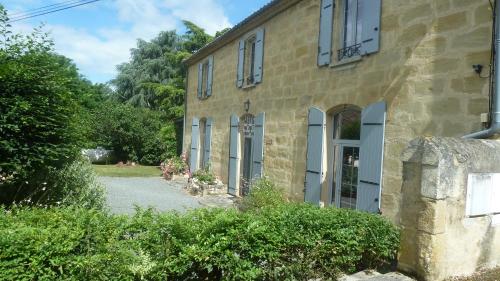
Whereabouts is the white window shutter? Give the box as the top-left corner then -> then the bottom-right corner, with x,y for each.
359,0 -> 381,55
236,40 -> 245,88
357,101 -> 386,213
190,117 -> 200,173
206,56 -> 214,97
253,28 -> 265,84
318,0 -> 334,66
252,112 -> 265,179
304,107 -> 325,204
228,114 -> 239,195
203,117 -> 213,168
197,63 -> 203,98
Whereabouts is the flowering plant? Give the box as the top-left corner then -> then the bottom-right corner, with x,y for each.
160,153 -> 189,180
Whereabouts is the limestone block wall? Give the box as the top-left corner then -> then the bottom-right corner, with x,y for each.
399,137 -> 500,281
184,0 -> 493,223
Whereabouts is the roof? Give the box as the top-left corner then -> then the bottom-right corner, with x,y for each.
184,0 -> 302,66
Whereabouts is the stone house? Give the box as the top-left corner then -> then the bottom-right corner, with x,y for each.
184,0 -> 491,217
183,0 -> 497,278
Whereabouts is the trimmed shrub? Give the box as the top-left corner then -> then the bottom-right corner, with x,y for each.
0,205 -> 400,281
0,207 -> 137,281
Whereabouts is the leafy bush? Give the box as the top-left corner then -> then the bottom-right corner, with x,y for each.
238,177 -> 286,211
1,158 -> 106,209
90,101 -> 176,165
44,158 -> 106,209
0,205 -> 400,281
0,7 -> 95,204
0,207 -> 138,281
192,167 -> 216,184
160,153 -> 188,180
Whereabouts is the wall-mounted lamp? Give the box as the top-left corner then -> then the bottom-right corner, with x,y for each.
244,99 -> 251,112
472,64 -> 490,78
472,64 -> 483,75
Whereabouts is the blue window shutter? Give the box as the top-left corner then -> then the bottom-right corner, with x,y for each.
359,0 -> 381,55
190,117 -> 200,173
357,101 -> 386,213
203,117 -> 213,168
237,40 -> 245,88
197,63 -> 203,98
206,56 -> 214,97
318,0 -> 334,66
253,28 -> 265,84
252,112 -> 265,179
228,114 -> 239,195
304,107 -> 325,204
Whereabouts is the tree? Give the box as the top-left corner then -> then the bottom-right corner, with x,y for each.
111,21 -> 215,117
0,5 -> 93,204
181,20 -> 213,53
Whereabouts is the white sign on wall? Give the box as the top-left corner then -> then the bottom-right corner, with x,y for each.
466,173 -> 500,217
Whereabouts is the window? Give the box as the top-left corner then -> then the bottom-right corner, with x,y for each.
199,118 -> 207,169
190,117 -> 213,172
244,36 -> 257,85
197,56 -> 213,99
338,0 -> 363,61
237,27 -> 264,88
317,0 -> 381,66
305,102 -> 386,213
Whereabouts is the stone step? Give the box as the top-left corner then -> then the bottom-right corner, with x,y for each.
338,270 -> 382,281
365,272 -> 416,281
338,271 -> 416,281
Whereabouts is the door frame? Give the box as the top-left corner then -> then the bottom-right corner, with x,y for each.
328,139 -> 360,208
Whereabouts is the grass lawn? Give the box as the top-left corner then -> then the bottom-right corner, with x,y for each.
92,165 -> 162,177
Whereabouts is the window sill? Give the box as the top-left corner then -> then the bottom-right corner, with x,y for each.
242,83 -> 257,90
330,55 -> 362,69
197,96 -> 211,101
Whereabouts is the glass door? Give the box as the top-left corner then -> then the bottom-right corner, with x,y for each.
240,137 -> 253,196
338,145 -> 359,209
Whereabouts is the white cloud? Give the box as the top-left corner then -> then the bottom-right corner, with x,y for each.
161,0 -> 231,35
7,0 -> 232,83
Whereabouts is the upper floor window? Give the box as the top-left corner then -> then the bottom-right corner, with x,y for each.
237,27 -> 265,88
318,0 -> 381,66
197,55 -> 214,99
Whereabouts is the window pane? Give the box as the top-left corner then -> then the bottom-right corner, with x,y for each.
202,62 -> 209,95
339,146 -> 359,209
343,0 -> 358,47
356,0 -> 362,44
333,109 -> 361,140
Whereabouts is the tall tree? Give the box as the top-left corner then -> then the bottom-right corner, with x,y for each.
111,21 -> 216,119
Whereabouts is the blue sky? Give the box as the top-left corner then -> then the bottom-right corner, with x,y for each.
2,0 -> 269,83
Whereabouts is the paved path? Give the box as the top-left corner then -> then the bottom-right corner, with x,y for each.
100,177 -> 202,215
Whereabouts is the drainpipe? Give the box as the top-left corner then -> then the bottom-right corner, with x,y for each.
464,0 -> 500,139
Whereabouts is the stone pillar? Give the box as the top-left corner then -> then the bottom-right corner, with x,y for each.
398,137 -> 500,281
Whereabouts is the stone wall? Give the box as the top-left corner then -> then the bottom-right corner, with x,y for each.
399,137 -> 500,281
184,0 -> 493,223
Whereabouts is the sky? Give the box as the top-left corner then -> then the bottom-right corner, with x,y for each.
2,0 -> 270,83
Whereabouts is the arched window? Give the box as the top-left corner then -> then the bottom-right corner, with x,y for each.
329,106 -> 361,209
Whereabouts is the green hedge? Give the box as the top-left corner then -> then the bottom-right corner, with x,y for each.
0,206 -> 399,280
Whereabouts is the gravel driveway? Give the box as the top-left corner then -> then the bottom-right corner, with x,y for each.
100,177 -> 202,215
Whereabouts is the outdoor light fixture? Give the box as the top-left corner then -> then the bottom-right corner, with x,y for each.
244,99 -> 251,112
472,64 -> 483,75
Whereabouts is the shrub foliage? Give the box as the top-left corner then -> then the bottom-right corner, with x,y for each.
0,205 -> 400,280
90,101 -> 175,165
